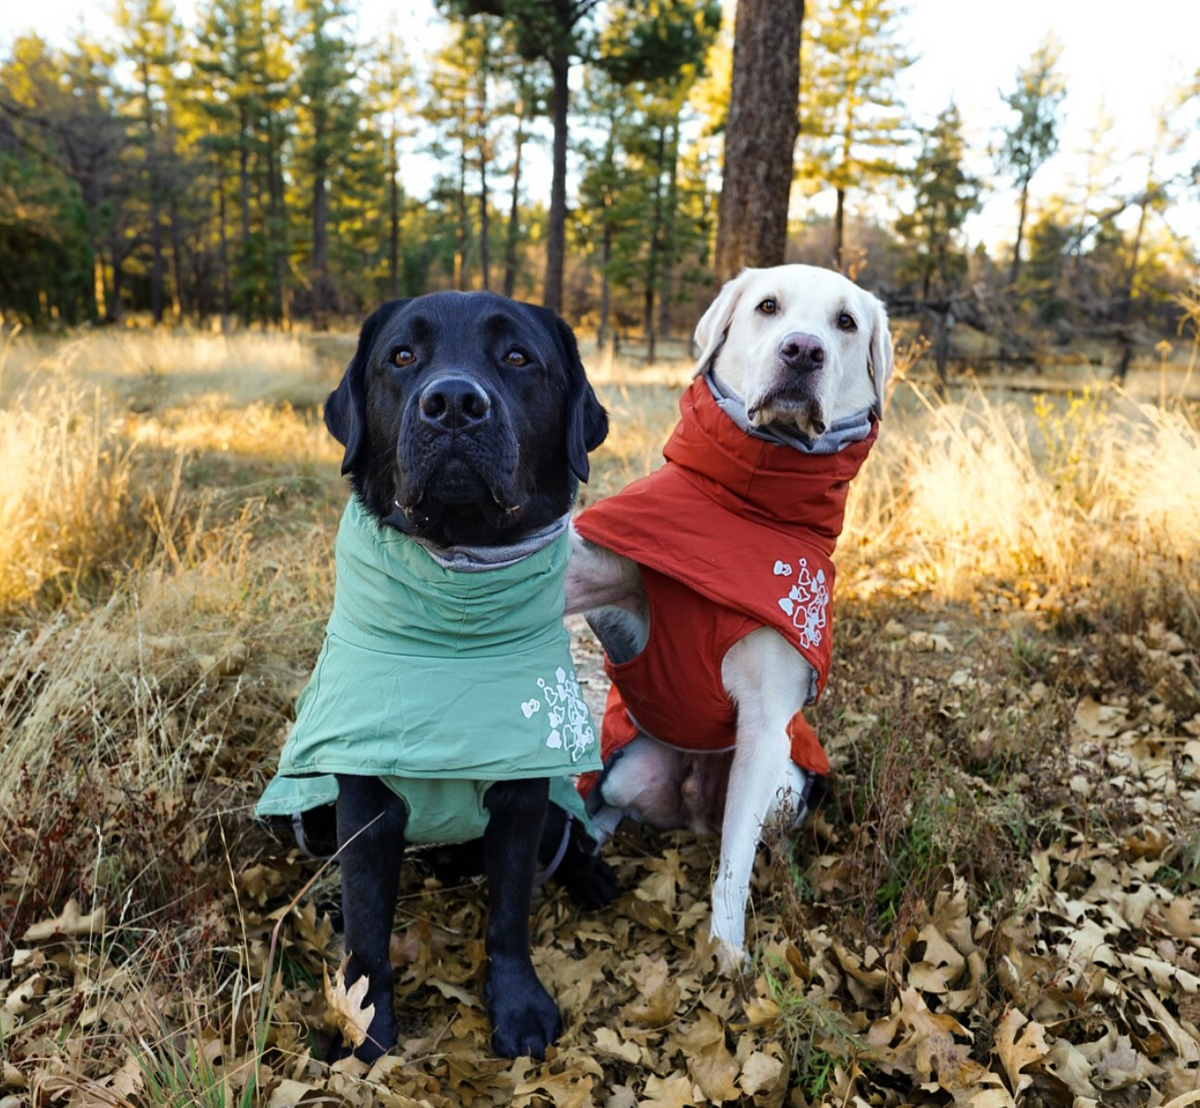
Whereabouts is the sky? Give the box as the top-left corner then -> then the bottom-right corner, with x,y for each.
4,0 -> 1197,255
893,0 -> 1198,251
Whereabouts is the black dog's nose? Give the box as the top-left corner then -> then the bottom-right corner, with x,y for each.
778,332 -> 826,373
419,376 -> 492,429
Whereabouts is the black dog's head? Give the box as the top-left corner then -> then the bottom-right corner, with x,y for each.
325,292 -> 608,547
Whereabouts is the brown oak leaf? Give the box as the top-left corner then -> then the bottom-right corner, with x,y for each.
323,957 -> 375,1050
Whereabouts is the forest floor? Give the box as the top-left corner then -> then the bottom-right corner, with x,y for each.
1,327 -> 1198,1108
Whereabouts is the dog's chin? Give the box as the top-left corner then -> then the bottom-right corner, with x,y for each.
746,391 -> 828,439
393,462 -> 526,538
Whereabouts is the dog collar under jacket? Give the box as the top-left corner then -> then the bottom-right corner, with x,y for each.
256,496 -> 600,843
574,377 -> 877,777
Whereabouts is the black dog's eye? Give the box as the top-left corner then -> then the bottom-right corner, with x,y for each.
837,311 -> 857,332
503,349 -> 529,367
392,346 -> 416,368
756,298 -> 777,316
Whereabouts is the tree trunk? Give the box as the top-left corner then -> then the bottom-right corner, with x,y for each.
658,116 -> 679,340
714,0 -> 804,286
215,145 -> 231,325
1009,177 -> 1030,286
933,309 -> 952,394
598,212 -> 612,350
479,174 -> 491,292
312,171 -> 329,326
1112,194 -> 1149,384
311,95 -> 330,327
92,251 -> 106,323
142,59 -> 165,324
169,192 -> 184,321
476,62 -> 490,291
389,120 -> 400,299
543,47 -> 570,312
833,186 -> 846,271
267,105 -> 286,324
644,126 -> 666,365
503,101 -> 526,299
107,229 -> 125,321
237,107 -> 251,320
455,125 -> 468,290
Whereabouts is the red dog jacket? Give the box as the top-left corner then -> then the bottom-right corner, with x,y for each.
575,376 -> 877,788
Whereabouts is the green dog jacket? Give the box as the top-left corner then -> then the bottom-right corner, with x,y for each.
256,496 -> 600,843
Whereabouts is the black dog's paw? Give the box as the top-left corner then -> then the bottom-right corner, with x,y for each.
555,851 -> 618,909
485,964 -> 562,1060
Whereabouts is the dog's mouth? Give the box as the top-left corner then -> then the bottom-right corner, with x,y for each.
393,458 -> 525,535
747,389 -> 828,438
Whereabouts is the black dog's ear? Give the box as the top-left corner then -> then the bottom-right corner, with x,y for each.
325,301 -> 406,475
547,313 -> 608,483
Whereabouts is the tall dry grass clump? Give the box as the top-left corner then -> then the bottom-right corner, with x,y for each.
0,386 -> 140,607
1,327 -> 320,408
839,380 -> 1200,633
0,328 -> 338,609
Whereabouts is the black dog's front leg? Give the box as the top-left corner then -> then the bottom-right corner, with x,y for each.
336,774 -> 407,1063
483,778 -> 561,1059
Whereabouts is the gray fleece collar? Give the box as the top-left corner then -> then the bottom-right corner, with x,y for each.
704,370 -> 873,455
411,512 -> 571,572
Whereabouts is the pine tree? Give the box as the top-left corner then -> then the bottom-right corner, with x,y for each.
576,69 -> 629,347
191,0 -> 292,323
0,32 -> 128,323
895,102 -> 980,383
363,24 -> 416,300
443,0 -> 719,313
114,0 -> 184,322
996,34 -> 1065,286
294,0 -> 360,326
798,0 -> 914,271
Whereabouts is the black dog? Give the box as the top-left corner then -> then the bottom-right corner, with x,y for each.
263,292 -> 613,1062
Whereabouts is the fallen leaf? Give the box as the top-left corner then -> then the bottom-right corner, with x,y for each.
593,1027 -> 641,1065
1074,697 -> 1127,739
737,1051 -> 784,1098
639,1072 -> 701,1107
427,976 -> 481,1007
688,1042 -> 739,1103
908,922 -> 967,994
993,1008 -> 1048,1098
892,987 -> 986,1092
1042,1039 -> 1096,1097
323,958 -> 375,1050
267,1078 -> 318,1107
22,899 -> 106,941
513,1070 -> 594,1108
1092,1034 -> 1163,1090
625,956 -> 681,1027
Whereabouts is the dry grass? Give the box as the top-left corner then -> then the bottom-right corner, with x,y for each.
1,322 -> 1198,1103
840,383 -> 1200,629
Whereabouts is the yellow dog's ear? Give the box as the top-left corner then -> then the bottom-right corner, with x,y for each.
867,294 -> 894,420
693,269 -> 757,378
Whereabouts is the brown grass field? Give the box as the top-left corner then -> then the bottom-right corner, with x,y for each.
1,316 -> 1199,1108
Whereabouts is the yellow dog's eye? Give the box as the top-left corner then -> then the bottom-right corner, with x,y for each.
837,311 -> 857,331
756,298 -> 777,315
504,349 -> 528,367
392,346 -> 416,367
